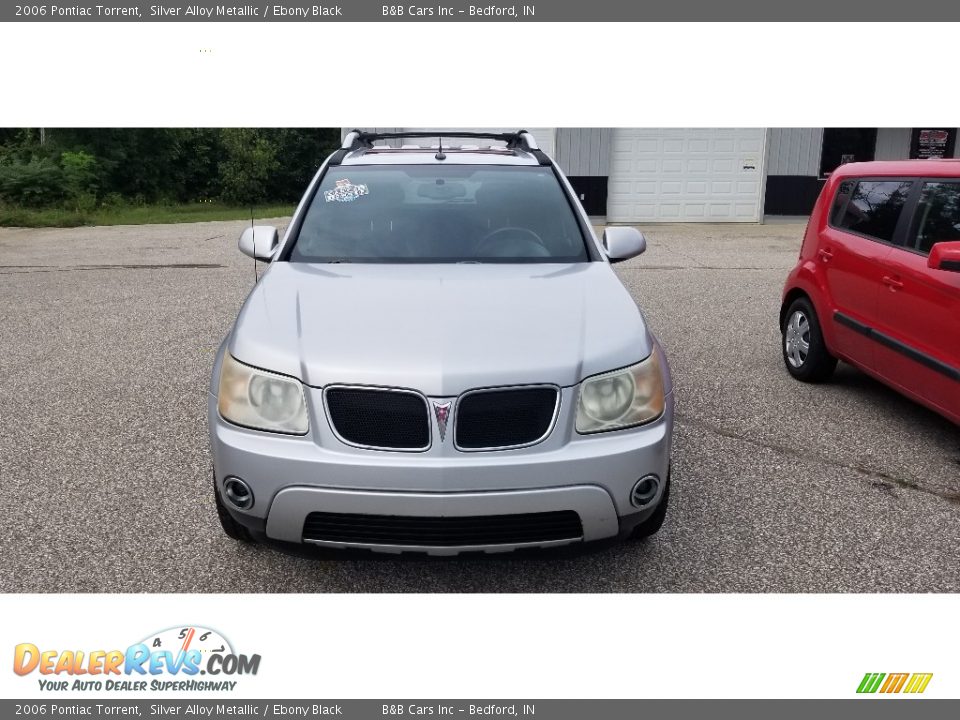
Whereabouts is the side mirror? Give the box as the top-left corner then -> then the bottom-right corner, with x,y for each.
927,240 -> 960,272
239,226 -> 280,261
602,226 -> 647,263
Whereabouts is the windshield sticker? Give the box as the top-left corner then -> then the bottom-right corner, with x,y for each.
324,178 -> 369,203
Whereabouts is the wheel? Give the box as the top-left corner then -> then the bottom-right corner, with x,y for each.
630,473 -> 670,540
213,474 -> 253,543
781,297 -> 837,382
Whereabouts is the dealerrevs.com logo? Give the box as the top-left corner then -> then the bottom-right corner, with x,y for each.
13,626 -> 261,692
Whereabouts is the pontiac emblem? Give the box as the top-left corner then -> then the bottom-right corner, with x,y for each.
433,401 -> 452,441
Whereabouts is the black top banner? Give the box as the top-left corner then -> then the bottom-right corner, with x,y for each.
3,0 -> 956,21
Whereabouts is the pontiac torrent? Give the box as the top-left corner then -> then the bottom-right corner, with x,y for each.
208,130 -> 674,554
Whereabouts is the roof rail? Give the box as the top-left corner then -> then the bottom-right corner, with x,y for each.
330,129 -> 551,166
341,130 -> 362,149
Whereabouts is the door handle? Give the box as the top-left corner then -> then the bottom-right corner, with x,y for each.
818,248 -> 834,261
882,275 -> 904,291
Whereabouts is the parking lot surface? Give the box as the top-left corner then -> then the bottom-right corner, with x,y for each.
1,219 -> 958,592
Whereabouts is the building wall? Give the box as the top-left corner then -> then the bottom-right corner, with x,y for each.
766,127 -> 960,173
554,128 -> 611,176
763,128 -> 824,216
762,127 -> 960,216
874,127 -> 912,160
554,128 -> 611,215
337,127 -> 960,221
881,127 -> 960,159
766,128 -> 823,176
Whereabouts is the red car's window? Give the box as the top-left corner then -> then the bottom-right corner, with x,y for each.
829,181 -> 854,225
909,181 -> 960,255
833,180 -> 913,243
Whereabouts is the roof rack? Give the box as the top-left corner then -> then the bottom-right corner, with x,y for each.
330,130 -> 552,166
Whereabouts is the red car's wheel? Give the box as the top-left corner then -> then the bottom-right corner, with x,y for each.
782,297 -> 837,382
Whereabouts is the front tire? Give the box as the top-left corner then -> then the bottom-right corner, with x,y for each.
214,474 -> 253,543
782,297 -> 837,382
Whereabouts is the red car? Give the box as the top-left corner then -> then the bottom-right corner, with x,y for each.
780,160 -> 960,425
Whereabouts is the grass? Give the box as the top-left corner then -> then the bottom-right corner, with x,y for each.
0,202 -> 297,228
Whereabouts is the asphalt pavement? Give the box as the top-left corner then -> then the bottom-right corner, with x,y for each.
1,219 -> 958,592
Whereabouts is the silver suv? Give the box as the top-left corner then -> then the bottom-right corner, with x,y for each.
208,130 -> 674,555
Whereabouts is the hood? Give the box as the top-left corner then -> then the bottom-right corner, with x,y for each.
228,262 -> 652,396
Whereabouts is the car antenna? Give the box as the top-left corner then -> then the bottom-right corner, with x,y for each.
435,135 -> 446,161
251,207 -> 258,283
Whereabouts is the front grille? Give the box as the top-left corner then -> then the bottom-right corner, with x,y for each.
302,511 -> 583,547
455,387 -> 558,449
325,387 -> 429,450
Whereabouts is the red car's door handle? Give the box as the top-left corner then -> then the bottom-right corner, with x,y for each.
818,248 -> 834,261
882,275 -> 904,290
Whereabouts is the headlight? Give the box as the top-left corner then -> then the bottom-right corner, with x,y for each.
217,353 -> 309,435
576,348 -> 666,434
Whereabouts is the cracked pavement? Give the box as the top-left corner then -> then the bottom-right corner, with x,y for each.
0,219 -> 958,592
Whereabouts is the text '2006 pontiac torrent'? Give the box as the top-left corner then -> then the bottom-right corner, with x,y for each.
208,130 -> 674,555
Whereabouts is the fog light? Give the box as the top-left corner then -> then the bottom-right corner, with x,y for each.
630,475 -> 659,508
223,476 -> 254,510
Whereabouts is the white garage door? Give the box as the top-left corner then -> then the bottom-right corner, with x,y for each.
607,129 -> 766,222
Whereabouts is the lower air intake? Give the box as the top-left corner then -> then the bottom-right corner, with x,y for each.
302,511 -> 583,547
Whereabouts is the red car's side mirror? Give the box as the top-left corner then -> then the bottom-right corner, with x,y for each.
927,240 -> 960,272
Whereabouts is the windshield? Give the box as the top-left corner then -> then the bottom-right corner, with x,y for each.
287,165 -> 590,263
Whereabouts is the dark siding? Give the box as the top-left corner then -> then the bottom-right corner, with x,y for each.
764,176 -> 824,216
567,177 -> 608,216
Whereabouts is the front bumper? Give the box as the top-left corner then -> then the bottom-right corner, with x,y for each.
270,486 -> 617,555
208,388 -> 673,554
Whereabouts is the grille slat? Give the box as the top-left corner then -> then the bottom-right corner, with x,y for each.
455,387 -> 558,449
316,520 -> 567,533
308,527 -> 578,537
303,510 -> 582,547
325,387 -> 429,450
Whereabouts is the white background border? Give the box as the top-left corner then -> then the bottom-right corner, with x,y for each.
1,22 -> 958,126
2,594 -> 957,698
1,20 -> 957,700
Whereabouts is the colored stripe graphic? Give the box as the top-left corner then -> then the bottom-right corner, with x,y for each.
904,673 -> 933,694
857,673 -> 885,693
880,673 -> 909,693
857,672 -> 932,694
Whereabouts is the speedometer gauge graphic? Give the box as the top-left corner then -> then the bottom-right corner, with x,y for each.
138,626 -> 234,658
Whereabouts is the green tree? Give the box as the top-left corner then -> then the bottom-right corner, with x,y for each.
218,129 -> 280,205
0,157 -> 64,205
0,127 -> 341,209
